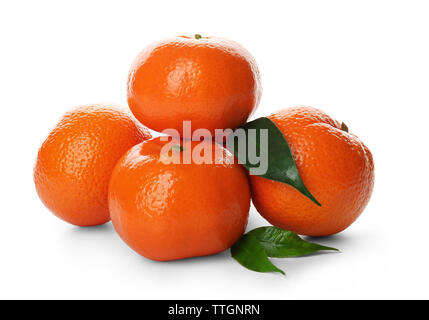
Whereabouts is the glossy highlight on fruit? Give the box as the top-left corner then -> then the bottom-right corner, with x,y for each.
34,104 -> 151,226
127,35 -> 262,136
108,137 -> 251,261
250,106 -> 374,236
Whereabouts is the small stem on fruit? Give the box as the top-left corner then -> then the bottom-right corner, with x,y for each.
171,145 -> 184,152
195,34 -> 202,39
341,122 -> 349,133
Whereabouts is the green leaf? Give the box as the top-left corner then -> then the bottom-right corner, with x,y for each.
226,117 -> 321,206
248,226 -> 339,258
231,234 -> 285,275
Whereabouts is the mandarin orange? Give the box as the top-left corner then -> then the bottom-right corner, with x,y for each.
34,104 -> 151,226
250,106 -> 374,236
108,137 -> 250,261
127,35 -> 261,137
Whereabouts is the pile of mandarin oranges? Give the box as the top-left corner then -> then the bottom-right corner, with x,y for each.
34,35 -> 374,263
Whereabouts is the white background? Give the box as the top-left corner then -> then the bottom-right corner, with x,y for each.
1,0 -> 428,300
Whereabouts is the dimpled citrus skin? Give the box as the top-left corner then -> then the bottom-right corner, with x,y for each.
108,137 -> 251,261
250,106 -> 374,236
127,35 -> 262,136
34,105 -> 151,226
